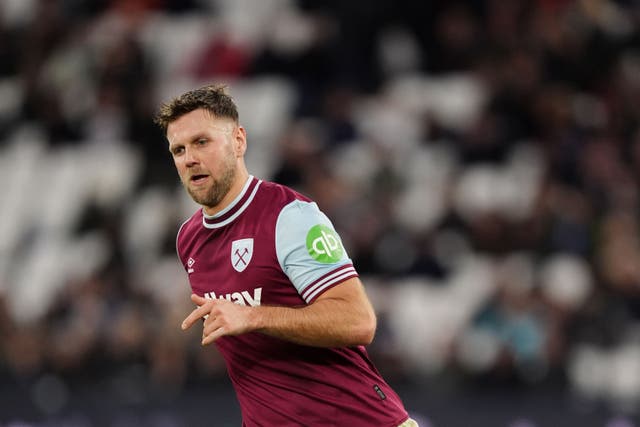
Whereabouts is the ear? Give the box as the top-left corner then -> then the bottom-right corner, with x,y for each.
234,126 -> 247,156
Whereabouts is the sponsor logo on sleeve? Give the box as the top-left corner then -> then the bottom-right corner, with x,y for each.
306,224 -> 343,263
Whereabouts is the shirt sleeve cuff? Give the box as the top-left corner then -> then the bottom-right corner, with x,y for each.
300,264 -> 359,303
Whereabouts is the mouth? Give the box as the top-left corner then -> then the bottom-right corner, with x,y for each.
189,174 -> 210,185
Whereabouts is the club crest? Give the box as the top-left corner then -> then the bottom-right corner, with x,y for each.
231,238 -> 253,272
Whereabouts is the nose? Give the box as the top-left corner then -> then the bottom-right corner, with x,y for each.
184,147 -> 199,167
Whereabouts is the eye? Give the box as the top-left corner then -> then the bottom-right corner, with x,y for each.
196,138 -> 207,145
171,146 -> 184,156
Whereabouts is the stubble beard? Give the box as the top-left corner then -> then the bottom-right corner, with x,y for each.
186,158 -> 237,210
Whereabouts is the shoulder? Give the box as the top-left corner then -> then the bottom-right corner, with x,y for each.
258,179 -> 313,205
259,180 -> 328,233
179,209 -> 203,234
250,179 -> 314,222
176,209 -> 203,252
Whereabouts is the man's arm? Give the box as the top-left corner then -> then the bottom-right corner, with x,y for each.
181,277 -> 377,347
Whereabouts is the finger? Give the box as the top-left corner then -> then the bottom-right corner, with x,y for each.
202,326 -> 226,345
202,314 -> 219,335
181,303 -> 211,330
191,293 -> 208,305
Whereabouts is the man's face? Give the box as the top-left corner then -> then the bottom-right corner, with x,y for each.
167,108 -> 245,212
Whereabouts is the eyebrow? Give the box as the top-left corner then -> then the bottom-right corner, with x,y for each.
189,132 -> 209,142
169,131 -> 206,148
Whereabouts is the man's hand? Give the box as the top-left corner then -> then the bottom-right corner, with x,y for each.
180,278 -> 376,348
181,294 -> 255,345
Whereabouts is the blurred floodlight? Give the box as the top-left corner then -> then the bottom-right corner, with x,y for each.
539,253 -> 593,310
330,140 -> 380,190
353,97 -> 422,152
0,137 -> 46,253
456,328 -> 501,373
387,74 -> 487,132
569,344 -> 609,399
453,142 -> 544,222
269,7 -> 317,54
570,342 -> 640,410
387,256 -> 495,373
453,164 -> 502,220
0,0 -> 36,26
394,144 -> 456,233
123,187 -> 174,263
608,343 -> 640,409
87,143 -> 142,210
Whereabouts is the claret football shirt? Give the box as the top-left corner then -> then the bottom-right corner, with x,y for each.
176,176 -> 409,427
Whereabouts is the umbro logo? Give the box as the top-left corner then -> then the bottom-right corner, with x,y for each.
187,257 -> 195,274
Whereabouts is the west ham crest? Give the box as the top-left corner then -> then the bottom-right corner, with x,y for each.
231,238 -> 253,272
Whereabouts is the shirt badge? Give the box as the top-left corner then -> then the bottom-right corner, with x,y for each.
231,238 -> 253,272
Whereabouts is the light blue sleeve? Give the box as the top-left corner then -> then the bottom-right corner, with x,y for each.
275,200 -> 354,296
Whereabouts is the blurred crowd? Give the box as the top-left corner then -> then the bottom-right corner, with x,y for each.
1,0 -> 640,423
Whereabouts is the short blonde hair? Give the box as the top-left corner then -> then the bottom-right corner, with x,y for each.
154,84 -> 239,134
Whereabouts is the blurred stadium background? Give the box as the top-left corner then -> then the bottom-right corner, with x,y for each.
1,0 -> 640,426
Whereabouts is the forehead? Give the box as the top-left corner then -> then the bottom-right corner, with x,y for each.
167,109 -> 235,144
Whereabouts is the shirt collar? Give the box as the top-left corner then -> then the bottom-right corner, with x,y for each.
202,175 -> 261,229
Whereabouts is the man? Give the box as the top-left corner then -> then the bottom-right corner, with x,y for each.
154,84 -> 417,426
